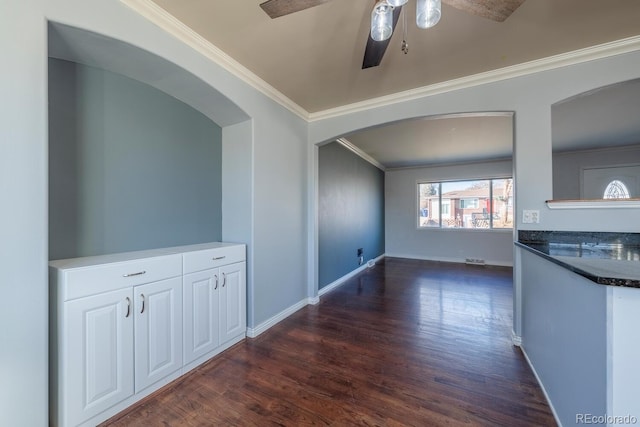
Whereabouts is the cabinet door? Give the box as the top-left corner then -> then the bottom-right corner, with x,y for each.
183,269 -> 220,365
134,277 -> 183,393
65,288 -> 134,427
219,262 -> 246,344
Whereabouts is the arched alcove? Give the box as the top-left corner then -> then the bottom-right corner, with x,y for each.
47,22 -> 253,258
48,22 -> 249,127
551,78 -> 640,202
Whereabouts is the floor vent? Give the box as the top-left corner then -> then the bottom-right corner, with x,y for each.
465,258 -> 486,266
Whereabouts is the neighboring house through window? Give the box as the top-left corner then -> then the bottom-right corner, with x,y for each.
418,178 -> 513,229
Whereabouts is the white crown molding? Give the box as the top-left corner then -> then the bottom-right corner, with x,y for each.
336,138 -> 386,171
119,0 -> 309,121
119,0 -> 640,125
309,36 -> 640,122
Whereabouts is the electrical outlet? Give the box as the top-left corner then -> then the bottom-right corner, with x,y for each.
522,210 -> 540,224
357,248 -> 363,257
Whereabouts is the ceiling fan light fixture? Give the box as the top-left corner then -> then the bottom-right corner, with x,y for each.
371,1 -> 394,42
387,0 -> 408,6
416,0 -> 441,29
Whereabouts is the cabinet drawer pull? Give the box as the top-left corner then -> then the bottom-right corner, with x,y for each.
123,270 -> 146,278
125,297 -> 131,318
222,273 -> 226,288
214,275 -> 219,290
212,256 -> 226,261
140,294 -> 145,314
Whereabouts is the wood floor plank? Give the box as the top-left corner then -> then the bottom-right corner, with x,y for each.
102,258 -> 557,426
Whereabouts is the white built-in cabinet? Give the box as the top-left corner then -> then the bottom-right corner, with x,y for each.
64,287 -> 134,425
49,242 -> 246,427
134,277 -> 183,393
182,244 -> 246,368
218,262 -> 246,344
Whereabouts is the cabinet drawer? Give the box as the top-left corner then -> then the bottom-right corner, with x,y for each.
59,254 -> 182,301
183,245 -> 245,274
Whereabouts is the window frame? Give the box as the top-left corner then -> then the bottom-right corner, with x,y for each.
416,177 -> 513,231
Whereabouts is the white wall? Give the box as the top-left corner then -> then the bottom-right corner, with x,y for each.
386,160 -> 513,266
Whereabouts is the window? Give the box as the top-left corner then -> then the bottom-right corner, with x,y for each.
460,198 -> 479,209
418,183 -> 440,227
603,180 -> 630,199
441,202 -> 451,216
418,178 -> 513,230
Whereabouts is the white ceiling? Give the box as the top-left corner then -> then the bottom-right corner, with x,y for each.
144,0 -> 640,168
344,113 -> 513,168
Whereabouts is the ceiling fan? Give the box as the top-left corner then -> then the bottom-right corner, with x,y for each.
259,0 -> 525,69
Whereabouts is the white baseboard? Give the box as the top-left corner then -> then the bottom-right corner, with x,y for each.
520,345 -> 563,427
247,255 -> 386,338
511,331 -> 522,346
385,252 -> 513,267
246,296 -> 317,338
318,254 -> 386,297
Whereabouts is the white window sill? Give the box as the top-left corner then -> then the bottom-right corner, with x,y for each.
546,199 -> 640,209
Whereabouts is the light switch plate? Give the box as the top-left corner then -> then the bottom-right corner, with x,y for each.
522,210 -> 540,224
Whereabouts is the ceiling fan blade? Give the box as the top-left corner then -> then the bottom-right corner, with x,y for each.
442,0 -> 525,22
259,0 -> 333,19
362,5 -> 403,69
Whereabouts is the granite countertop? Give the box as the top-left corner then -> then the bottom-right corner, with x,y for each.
516,231 -> 640,288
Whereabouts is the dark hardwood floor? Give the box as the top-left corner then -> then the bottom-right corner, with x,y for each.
103,257 -> 556,426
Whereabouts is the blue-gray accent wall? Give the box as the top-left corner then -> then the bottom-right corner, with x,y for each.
48,58 -> 223,260
318,142 -> 385,288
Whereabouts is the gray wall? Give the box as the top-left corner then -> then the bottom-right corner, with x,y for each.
309,53 -> 640,235
49,58 -> 223,259
222,120 -> 255,325
5,0 -> 640,425
521,250 -> 607,425
553,143 -> 640,199
385,159 -> 514,266
309,50 -> 640,340
318,142 -> 385,288
46,7 -> 309,338
0,3 -> 48,426
309,49 -> 640,424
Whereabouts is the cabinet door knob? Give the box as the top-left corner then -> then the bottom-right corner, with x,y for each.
125,297 -> 131,318
214,275 -> 218,290
222,273 -> 226,288
140,294 -> 145,314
